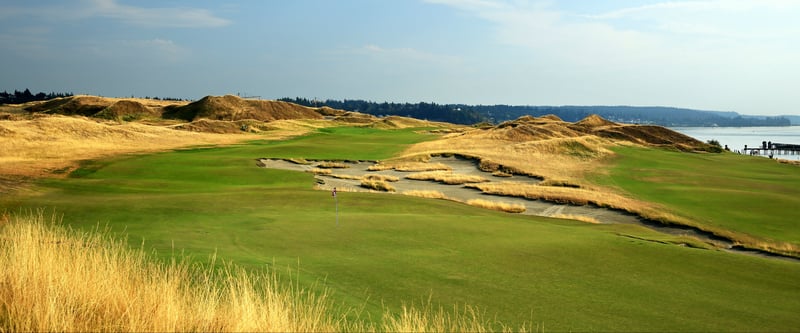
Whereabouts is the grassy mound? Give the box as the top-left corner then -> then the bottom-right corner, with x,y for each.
94,100 -> 159,121
163,95 -> 323,122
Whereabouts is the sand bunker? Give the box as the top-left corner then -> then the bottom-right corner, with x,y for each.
258,155 -> 642,224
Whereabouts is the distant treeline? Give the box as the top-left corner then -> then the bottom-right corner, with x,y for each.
278,97 -> 486,125
281,97 -> 791,127
477,105 -> 792,127
0,89 -> 73,104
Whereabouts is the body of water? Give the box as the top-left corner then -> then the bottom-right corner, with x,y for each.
671,126 -> 800,160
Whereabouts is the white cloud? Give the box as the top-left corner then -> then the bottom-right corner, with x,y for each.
84,0 -> 230,28
84,38 -> 190,63
348,44 -> 463,66
0,0 -> 230,28
423,0 -> 800,113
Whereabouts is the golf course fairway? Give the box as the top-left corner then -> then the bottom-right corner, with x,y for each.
2,126 -> 800,331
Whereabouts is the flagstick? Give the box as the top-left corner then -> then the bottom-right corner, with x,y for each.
332,187 -> 338,227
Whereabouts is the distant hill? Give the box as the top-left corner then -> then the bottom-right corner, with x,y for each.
19,95 -> 330,124
283,97 -> 790,127
781,115 -> 800,126
163,95 -> 323,122
473,105 -> 790,127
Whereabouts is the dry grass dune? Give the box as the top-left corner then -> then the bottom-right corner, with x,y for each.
0,115 -> 259,178
393,114 -> 714,225
162,95 -> 323,122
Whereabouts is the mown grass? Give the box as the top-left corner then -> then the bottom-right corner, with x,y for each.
3,127 -> 800,331
596,146 -> 800,251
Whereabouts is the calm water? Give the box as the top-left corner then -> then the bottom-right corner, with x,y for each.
671,126 -> 800,160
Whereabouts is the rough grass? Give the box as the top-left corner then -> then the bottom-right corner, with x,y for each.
360,179 -> 396,192
466,199 -> 526,213
0,212 -> 340,332
362,174 -> 400,182
465,182 -> 651,212
406,171 -> 489,185
0,212 -> 516,332
402,190 -> 447,199
0,115 -> 258,178
328,173 -> 362,180
317,161 -> 349,169
553,214 -> 601,224
368,161 -> 452,172
309,168 -> 332,175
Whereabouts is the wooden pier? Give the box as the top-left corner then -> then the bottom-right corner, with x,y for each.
743,142 -> 800,157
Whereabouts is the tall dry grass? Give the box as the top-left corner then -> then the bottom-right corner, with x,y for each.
406,171 -> 489,185
368,161 -> 451,172
402,190 -> 447,199
0,211 -> 340,332
360,179 -> 396,192
0,212 -> 526,332
362,174 -> 400,182
466,199 -> 526,213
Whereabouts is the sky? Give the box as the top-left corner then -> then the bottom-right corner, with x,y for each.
1,0 -> 799,115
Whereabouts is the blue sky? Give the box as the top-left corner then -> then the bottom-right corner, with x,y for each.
1,0 -> 798,115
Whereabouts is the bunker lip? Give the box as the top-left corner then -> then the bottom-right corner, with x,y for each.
257,156 -> 800,262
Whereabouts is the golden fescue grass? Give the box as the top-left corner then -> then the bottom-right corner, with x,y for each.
406,171 -> 489,185
399,131 -> 613,183
286,157 -> 312,165
360,179 -> 396,192
552,214 -> 601,224
362,174 -> 400,182
538,178 -> 582,188
317,161 -> 349,169
328,173 -> 362,180
1,212 -> 519,332
380,302 -> 521,333
0,115 -> 261,178
309,168 -> 332,175
465,182 -> 653,213
0,211 -> 340,332
492,170 -> 514,177
368,161 -> 452,172
466,199 -> 526,213
402,190 -> 447,199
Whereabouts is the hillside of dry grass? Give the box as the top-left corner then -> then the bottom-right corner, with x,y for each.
162,95 -> 324,122
396,114 -> 715,225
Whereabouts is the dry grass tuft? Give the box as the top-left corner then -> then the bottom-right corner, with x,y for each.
402,190 -> 447,199
492,170 -> 514,177
309,168 -> 332,175
465,182 -> 652,213
327,174 -> 362,180
286,158 -> 312,165
368,161 -> 451,172
360,179 -> 396,192
538,179 -> 581,188
362,174 -> 400,182
317,161 -> 349,169
552,214 -> 601,224
466,199 -> 526,213
406,171 -> 489,185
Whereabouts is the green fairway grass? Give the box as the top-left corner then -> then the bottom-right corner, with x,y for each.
597,146 -> 800,248
3,128 -> 800,331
